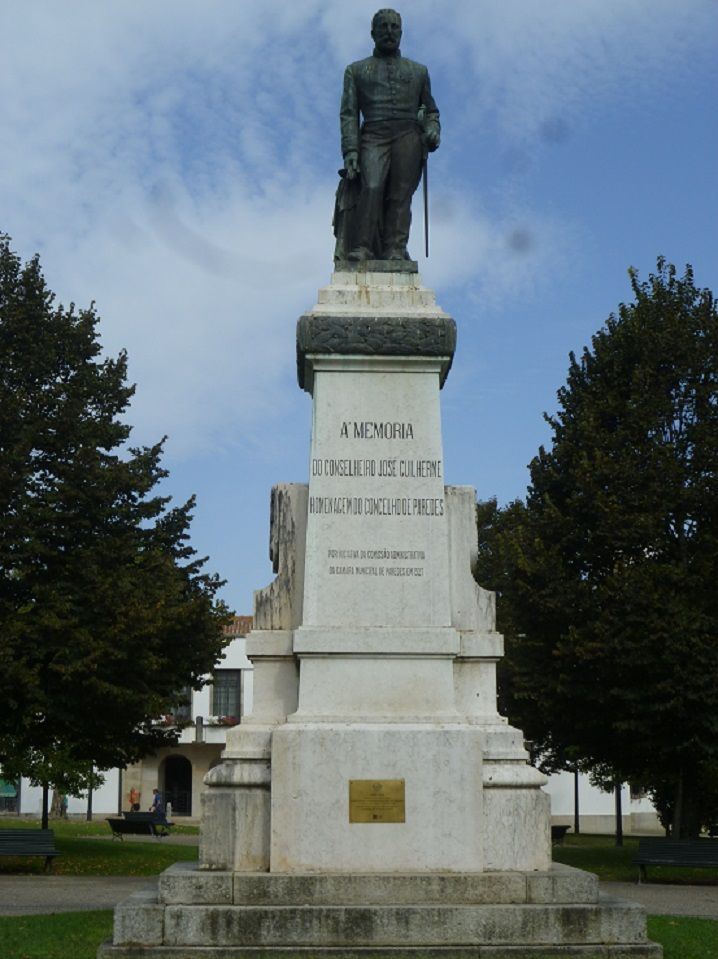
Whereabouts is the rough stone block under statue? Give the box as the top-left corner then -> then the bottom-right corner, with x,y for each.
109,863 -> 655,955
100,269 -> 660,957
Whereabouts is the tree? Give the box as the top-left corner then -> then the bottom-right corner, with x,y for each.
476,259 -> 718,838
0,234 -> 231,825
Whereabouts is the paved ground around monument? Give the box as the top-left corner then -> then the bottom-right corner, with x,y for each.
1,874 -> 716,918
0,876 -> 153,915
602,881 -> 718,919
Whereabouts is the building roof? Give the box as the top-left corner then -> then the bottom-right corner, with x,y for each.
222,615 -> 253,638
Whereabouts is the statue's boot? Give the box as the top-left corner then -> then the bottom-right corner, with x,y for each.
347,246 -> 374,262
382,199 -> 412,261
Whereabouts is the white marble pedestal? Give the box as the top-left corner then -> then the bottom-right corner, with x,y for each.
100,268 -> 661,958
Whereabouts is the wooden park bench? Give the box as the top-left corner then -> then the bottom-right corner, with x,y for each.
634,837 -> 718,882
551,824 -> 571,845
106,811 -> 174,840
0,828 -> 59,871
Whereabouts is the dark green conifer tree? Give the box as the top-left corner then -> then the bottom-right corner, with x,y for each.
0,235 -> 230,824
476,259 -> 718,837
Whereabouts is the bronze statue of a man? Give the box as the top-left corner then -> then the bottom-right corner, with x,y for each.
337,9 -> 440,263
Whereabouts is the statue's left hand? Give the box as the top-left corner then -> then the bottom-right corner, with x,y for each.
424,128 -> 440,152
344,151 -> 360,180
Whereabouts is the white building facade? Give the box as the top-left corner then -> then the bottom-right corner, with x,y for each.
543,770 -> 661,835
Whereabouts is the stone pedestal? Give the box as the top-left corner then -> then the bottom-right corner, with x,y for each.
105,863 -> 660,957
270,723 -> 485,874
100,268 -> 661,958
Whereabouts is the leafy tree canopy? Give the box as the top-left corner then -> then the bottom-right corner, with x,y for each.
476,259 -> 718,837
0,234 -> 231,794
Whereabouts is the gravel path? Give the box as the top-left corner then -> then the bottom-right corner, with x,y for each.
602,880 -> 718,919
0,875 -> 153,916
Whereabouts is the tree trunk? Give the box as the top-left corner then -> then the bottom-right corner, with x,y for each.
671,771 -> 683,839
41,783 -> 49,830
677,774 -> 702,839
49,789 -> 63,819
573,768 -> 580,836
614,780 -> 623,847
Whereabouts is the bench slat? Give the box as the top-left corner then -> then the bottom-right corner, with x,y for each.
106,817 -> 169,840
0,829 -> 59,870
123,812 -> 174,827
634,838 -> 718,881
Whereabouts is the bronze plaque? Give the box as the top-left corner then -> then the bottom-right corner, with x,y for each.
349,779 -> 405,823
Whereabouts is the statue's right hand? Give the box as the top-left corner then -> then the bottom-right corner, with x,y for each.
344,152 -> 360,180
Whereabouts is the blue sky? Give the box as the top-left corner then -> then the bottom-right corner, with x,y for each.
2,0 -> 717,614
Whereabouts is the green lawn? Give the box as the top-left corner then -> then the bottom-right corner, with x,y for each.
0,817 -> 199,838
0,910 -> 113,959
553,833 -> 718,884
648,916 -> 718,959
0,911 -> 715,959
0,817 -> 198,875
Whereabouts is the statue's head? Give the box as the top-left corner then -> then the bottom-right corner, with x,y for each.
371,9 -> 402,54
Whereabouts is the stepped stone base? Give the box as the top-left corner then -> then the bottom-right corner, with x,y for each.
98,864 -> 661,958
100,950 -> 661,958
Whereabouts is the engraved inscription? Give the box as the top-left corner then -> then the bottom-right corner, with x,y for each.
308,409 -> 446,597
309,496 -> 444,517
326,546 -> 426,578
340,421 -> 414,439
312,458 -> 442,478
309,420 -> 444,524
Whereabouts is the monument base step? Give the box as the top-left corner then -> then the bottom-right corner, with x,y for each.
159,862 -> 599,906
98,864 -> 661,958
99,942 -> 662,958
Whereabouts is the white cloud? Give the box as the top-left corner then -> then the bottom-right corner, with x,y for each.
42,178 -> 334,457
2,0 -> 715,461
408,0 -> 717,141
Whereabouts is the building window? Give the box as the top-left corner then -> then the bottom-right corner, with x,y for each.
0,778 -> 19,813
172,686 -> 193,724
212,669 -> 242,720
